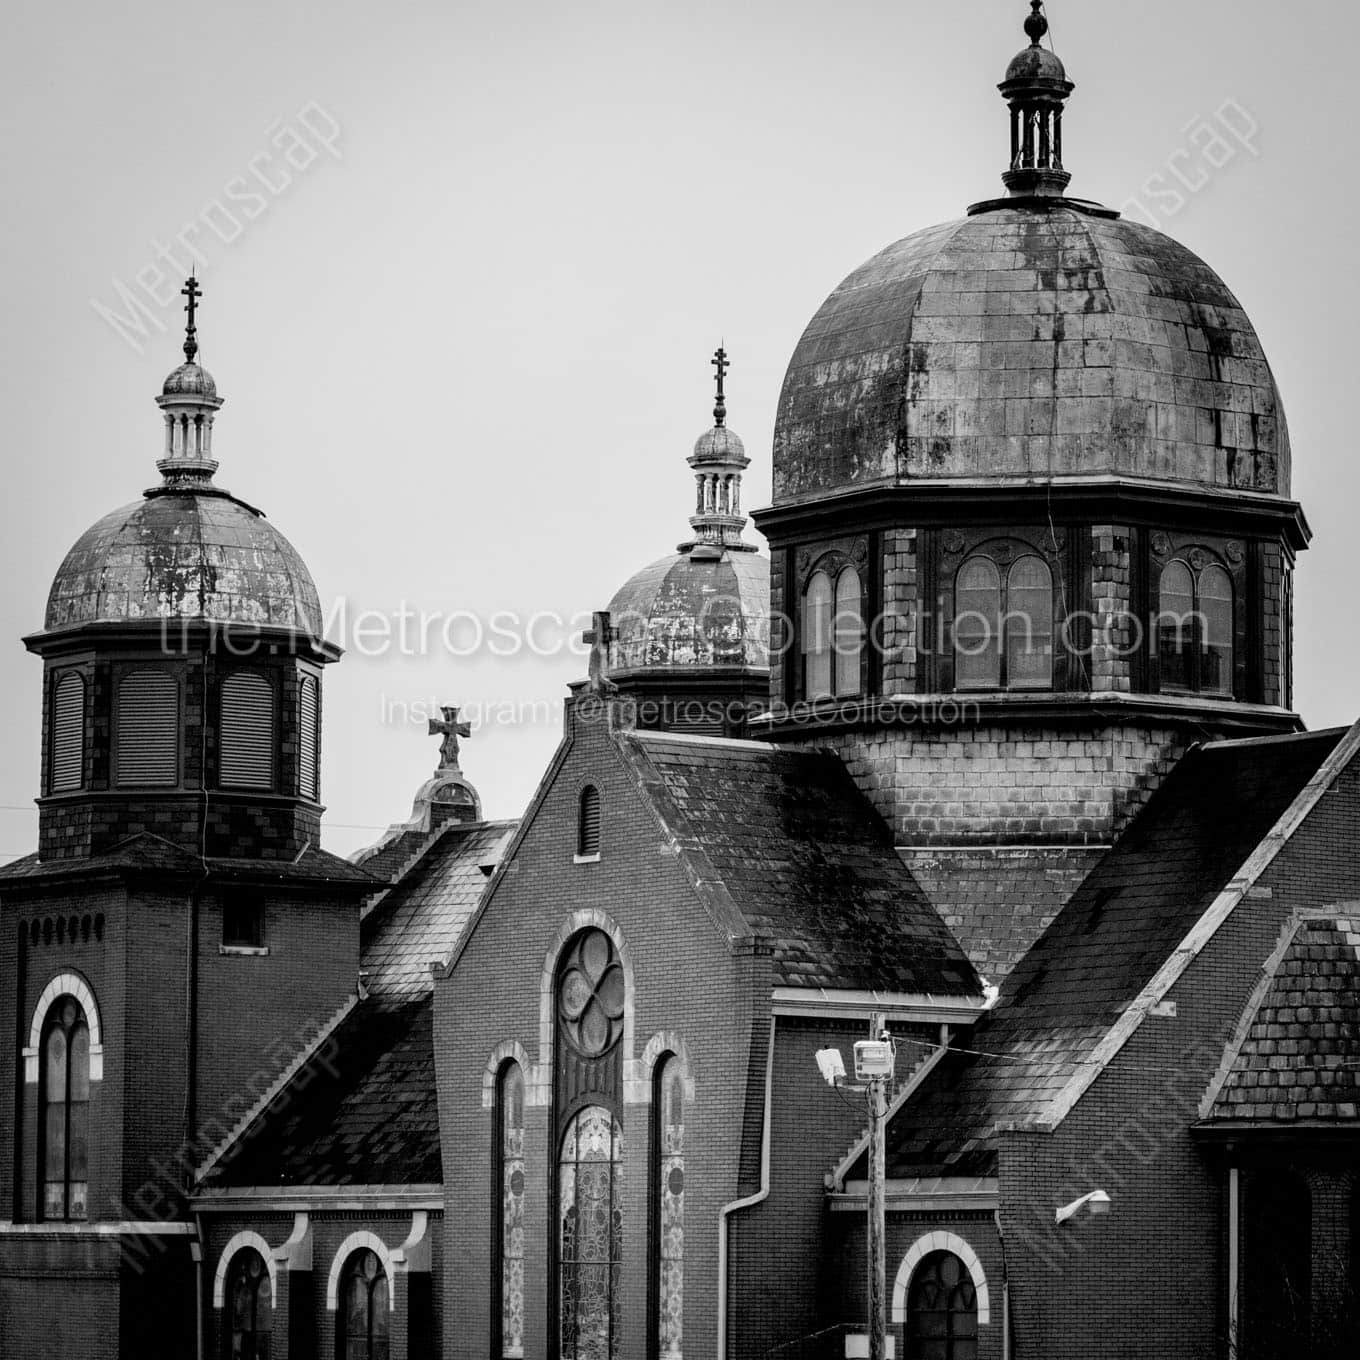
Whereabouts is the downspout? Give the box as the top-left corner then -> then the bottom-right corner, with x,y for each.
995,1207 -> 1012,1360
1227,1164 -> 1240,1360
716,1012 -> 776,1360
192,1212 -> 206,1360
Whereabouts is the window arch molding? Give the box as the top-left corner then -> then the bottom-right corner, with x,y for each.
638,1031 -> 695,1103
213,1230 -> 278,1309
538,909 -> 639,1100
326,1230 -> 397,1311
24,972 -> 103,1084
482,1039 -> 534,1110
891,1230 -> 991,1327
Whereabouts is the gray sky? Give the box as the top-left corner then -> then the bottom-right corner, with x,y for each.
2,0 -> 1356,857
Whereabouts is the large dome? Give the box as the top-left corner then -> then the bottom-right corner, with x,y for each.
44,489 -> 323,635
607,548 -> 769,675
773,206 -> 1290,506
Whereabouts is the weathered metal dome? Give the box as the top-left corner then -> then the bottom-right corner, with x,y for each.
607,547 -> 769,675
161,361 -> 217,397
772,207 -> 1291,505
44,490 -> 323,634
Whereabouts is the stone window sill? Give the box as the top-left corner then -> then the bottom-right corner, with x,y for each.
219,944 -> 270,957
573,853 -> 601,866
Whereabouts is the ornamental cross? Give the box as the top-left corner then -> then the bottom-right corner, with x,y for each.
582,611 -> 618,697
181,275 -> 202,362
711,345 -> 729,427
428,705 -> 472,770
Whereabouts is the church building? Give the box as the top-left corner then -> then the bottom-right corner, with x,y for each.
1,5 -> 1357,1360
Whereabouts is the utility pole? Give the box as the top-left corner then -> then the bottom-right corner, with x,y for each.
866,1010 -> 889,1360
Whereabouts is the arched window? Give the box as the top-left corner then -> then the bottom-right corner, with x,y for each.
339,1248 -> 390,1360
115,669 -> 180,787
50,672 -> 85,793
954,557 -> 1001,690
803,570 -> 834,699
1158,558 -> 1235,696
906,1250 -> 978,1360
220,673 -> 276,791
40,996 -> 90,1221
577,786 -> 602,859
1005,556 -> 1054,690
226,1247 -> 272,1359
834,566 -> 864,698
651,1057 -> 685,1360
298,674 -> 320,801
496,1062 -> 526,1359
559,1106 -> 624,1360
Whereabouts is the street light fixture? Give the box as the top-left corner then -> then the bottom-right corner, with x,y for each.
1055,1189 -> 1112,1224
815,1013 -> 896,1360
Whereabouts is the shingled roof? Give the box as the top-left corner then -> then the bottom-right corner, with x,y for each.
624,732 -> 980,997
852,729 -> 1347,1179
201,819 -> 511,1189
1199,915 -> 1360,1129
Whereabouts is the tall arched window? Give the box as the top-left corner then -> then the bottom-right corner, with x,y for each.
803,570 -> 834,699
559,1106 -> 624,1360
834,566 -> 864,698
1005,556 -> 1054,691
115,669 -> 180,787
1158,558 -> 1235,696
577,786 -> 601,859
50,672 -> 86,793
906,1250 -> 978,1360
298,675 -> 321,801
40,996 -> 90,1221
226,1247 -> 272,1360
220,672 -> 276,791
496,1062 -> 526,1359
339,1248 -> 390,1360
1242,1170 -> 1312,1359
954,557 -> 1001,690
651,1057 -> 685,1360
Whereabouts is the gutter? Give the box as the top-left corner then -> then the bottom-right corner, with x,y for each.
716,1013 -> 776,1360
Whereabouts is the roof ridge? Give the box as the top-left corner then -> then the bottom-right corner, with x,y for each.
1198,726 -> 1348,752
1035,715 -> 1360,1132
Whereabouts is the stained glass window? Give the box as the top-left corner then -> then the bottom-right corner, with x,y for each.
906,1251 -> 978,1360
653,1058 -> 685,1360
340,1249 -> 390,1360
227,1248 -> 272,1360
498,1063 -> 526,1358
40,996 -> 89,1221
559,1106 -> 623,1360
558,931 -> 625,1059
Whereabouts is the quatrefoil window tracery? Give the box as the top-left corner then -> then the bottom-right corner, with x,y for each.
558,930 -> 625,1058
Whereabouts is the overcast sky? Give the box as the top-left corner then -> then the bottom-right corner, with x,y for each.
2,0 -> 1356,858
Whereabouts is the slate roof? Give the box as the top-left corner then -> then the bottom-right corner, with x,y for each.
625,733 -> 980,996
352,825 -> 433,884
854,730 -> 1345,1179
361,820 -> 515,997
1201,916 -> 1360,1128
205,996 -> 439,1188
202,819 -> 511,1188
902,846 -> 1103,985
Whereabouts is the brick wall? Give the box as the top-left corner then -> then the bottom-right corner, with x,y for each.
881,529 -> 918,697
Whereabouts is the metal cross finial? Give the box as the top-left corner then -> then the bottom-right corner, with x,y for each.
428,705 -> 472,770
582,611 -> 619,697
181,274 -> 202,363
711,345 -> 730,428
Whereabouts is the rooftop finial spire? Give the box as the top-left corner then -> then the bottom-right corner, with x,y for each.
1024,0 -> 1048,44
181,274 -> 202,364
711,344 -> 730,428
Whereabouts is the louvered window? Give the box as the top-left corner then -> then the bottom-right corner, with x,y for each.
115,670 -> 179,788
219,672 -> 275,791
298,675 -> 320,801
50,673 -> 85,793
577,785 -> 601,858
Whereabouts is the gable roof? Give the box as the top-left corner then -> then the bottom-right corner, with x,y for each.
1198,913 -> 1360,1129
622,732 -> 980,996
857,727 -> 1349,1180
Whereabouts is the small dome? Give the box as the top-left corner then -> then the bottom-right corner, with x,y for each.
693,425 -> 747,463
1005,43 -> 1067,83
774,207 -> 1291,505
162,362 -> 218,398
607,548 -> 769,674
44,490 -> 323,635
